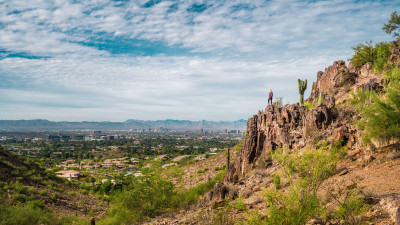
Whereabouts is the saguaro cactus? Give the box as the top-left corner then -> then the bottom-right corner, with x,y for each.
298,79 -> 307,105
227,147 -> 230,170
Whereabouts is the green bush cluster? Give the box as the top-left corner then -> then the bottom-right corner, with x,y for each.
234,141 -> 245,153
50,192 -> 60,200
234,196 -> 247,211
350,41 -> 392,72
260,149 -> 337,224
304,95 -> 324,110
233,142 -> 369,225
196,167 -> 209,174
0,198 -> 85,225
100,169 -> 226,225
180,169 -> 225,206
273,174 -> 281,190
351,68 -> 400,145
214,166 -> 223,171
102,173 -> 179,224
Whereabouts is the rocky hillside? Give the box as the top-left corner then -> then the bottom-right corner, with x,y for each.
224,41 -> 400,182
219,43 -> 400,224
0,146 -> 107,220
146,41 -> 400,225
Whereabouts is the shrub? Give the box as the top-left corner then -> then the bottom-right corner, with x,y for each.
11,169 -> 21,176
373,42 -> 392,72
273,174 -> 281,190
263,149 -> 339,224
245,210 -> 264,225
352,68 -> 400,145
234,141 -> 244,153
27,199 -> 46,209
331,189 -> 369,224
0,200 -> 85,225
180,170 -> 226,206
12,193 -> 27,203
12,181 -> 27,194
68,191 -> 77,196
214,166 -> 223,171
0,202 -> 46,224
27,187 -> 37,194
350,41 -> 392,72
234,196 -> 247,211
164,167 -> 184,181
106,173 -> 180,224
275,97 -> 284,107
25,169 -> 36,177
31,175 -> 43,183
330,140 -> 347,160
39,190 -> 47,196
303,101 -> 315,109
264,185 -> 320,225
50,192 -> 60,200
100,180 -> 113,194
350,41 -> 375,68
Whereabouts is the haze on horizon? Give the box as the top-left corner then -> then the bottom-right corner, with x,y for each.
0,0 -> 399,122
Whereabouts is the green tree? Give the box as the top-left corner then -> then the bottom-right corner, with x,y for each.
383,11 -> 400,38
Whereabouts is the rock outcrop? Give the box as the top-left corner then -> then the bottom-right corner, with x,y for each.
225,98 -> 339,181
224,58 -> 386,182
308,60 -> 357,102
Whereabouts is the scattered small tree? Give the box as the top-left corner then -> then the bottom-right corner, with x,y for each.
383,11 -> 400,38
298,79 -> 307,105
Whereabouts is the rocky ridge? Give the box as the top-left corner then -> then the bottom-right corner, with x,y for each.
146,42 -> 400,224
225,58 -> 382,182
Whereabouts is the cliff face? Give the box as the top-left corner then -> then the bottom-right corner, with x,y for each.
225,57 -> 387,182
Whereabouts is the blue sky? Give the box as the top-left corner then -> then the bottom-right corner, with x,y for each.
0,0 -> 398,122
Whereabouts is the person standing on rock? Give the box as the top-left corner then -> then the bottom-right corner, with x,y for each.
268,89 -> 273,105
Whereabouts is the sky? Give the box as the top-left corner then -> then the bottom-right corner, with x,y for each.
0,0 -> 399,122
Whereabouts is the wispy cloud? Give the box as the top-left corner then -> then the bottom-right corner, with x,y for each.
0,0 -> 399,121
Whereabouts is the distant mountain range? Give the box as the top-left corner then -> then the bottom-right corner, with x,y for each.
0,119 -> 247,131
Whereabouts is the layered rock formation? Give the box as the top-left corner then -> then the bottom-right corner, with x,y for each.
225,99 -> 338,181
